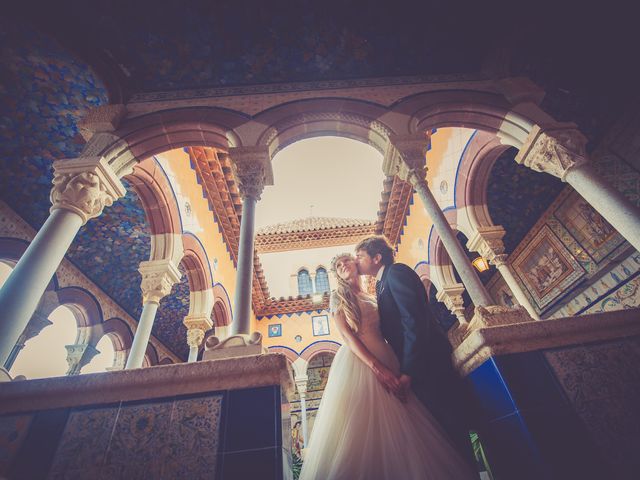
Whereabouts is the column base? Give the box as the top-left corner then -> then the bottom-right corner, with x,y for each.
203,332 -> 268,360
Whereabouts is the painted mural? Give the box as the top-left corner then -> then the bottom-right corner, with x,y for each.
512,226 -> 585,310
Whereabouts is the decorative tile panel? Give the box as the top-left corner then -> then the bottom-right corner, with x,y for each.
0,414 -> 32,475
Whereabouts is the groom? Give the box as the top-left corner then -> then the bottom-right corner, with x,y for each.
355,235 -> 476,468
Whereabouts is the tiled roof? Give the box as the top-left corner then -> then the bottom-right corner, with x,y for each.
257,217 -> 375,235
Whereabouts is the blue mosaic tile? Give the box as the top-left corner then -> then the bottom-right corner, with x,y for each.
153,263 -> 190,360
487,148 -> 565,254
67,181 -> 150,323
0,19 -> 108,231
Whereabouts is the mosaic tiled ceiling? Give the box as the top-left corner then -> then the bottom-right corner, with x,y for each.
20,0 -> 489,94
0,20 -> 185,359
486,148 -> 564,254
154,264 -> 190,361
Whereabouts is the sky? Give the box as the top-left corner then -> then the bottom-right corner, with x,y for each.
255,137 -> 384,228
255,137 -> 384,296
1,263 -> 115,379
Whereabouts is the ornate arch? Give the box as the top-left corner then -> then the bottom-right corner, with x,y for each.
85,106 -> 249,177
211,283 -> 232,327
414,261 -> 432,295
300,340 -> 341,362
267,346 -> 299,364
101,317 -> 133,351
181,233 -> 213,292
56,287 -> 103,329
144,343 -> 159,366
254,98 -> 394,156
392,88 -> 553,148
125,156 -> 182,235
455,131 -> 511,231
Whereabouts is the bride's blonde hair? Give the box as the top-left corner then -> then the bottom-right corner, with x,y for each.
330,253 -> 362,333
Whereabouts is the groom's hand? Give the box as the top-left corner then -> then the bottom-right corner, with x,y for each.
372,363 -> 402,397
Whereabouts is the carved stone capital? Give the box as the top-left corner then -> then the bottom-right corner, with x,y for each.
65,343 -> 100,376
492,254 -> 509,267
384,133 -> 430,184
139,259 -> 182,304
77,104 -> 127,141
295,375 -> 309,395
467,226 -> 507,264
436,283 -> 467,320
228,146 -> 273,200
515,125 -> 588,182
50,157 -> 126,224
186,328 -> 206,349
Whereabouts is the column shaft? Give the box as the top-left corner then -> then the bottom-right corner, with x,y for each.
299,392 -> 309,447
231,196 -> 257,335
188,346 -> 198,363
566,163 -> 640,253
125,301 -> 159,369
0,209 -> 83,365
412,180 -> 493,306
496,263 -> 541,320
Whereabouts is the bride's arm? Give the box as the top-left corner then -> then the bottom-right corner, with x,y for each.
334,309 -> 403,397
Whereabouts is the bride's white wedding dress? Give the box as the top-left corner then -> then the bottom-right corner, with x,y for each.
298,292 -> 476,480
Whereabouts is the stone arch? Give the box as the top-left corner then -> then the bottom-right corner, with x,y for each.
300,340 -> 341,362
125,156 -> 182,235
101,317 -> 133,351
391,88 -> 553,148
268,345 -> 299,364
455,131 -> 511,232
430,235 -> 458,290
181,233 -> 213,292
414,262 -> 432,296
212,283 -> 233,327
88,106 -> 249,177
56,287 -> 103,329
144,343 -> 159,366
158,357 -> 174,365
254,98 -> 394,156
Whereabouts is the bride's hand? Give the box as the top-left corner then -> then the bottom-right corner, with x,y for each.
371,362 -> 402,397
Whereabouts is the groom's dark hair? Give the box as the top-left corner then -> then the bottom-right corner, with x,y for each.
355,235 -> 395,266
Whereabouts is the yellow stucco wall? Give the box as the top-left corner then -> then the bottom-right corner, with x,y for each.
158,149 -> 247,322
395,128 -> 458,269
255,309 -> 342,353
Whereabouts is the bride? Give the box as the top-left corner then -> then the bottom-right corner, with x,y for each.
298,253 -> 476,480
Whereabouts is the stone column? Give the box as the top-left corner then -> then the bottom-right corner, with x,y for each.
184,315 -> 212,363
125,259 -> 181,369
0,157 -> 125,366
385,134 -> 493,306
295,374 -> 310,447
227,147 -> 273,336
468,226 -> 541,320
516,125 -> 640,253
65,343 -> 100,375
4,310 -> 53,371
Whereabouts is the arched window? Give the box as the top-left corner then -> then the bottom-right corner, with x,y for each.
297,269 -> 313,296
315,267 -> 330,294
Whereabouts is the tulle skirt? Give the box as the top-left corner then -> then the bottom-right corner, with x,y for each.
298,343 -> 476,480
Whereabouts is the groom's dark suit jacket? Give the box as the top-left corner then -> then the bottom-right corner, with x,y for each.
377,262 -> 474,462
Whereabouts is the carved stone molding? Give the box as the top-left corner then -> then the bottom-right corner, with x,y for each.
384,133 -> 431,184
436,283 -> 466,319
65,343 -> 100,376
467,225 -> 507,263
50,157 -> 126,224
138,259 -> 182,304
227,146 -> 273,201
515,125 -> 589,182
77,104 -> 127,141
